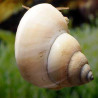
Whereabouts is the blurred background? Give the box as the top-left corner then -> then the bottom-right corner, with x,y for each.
0,0 -> 98,98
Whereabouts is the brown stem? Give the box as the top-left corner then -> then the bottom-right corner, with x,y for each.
56,7 -> 69,10
22,5 -> 30,10
22,5 -> 69,11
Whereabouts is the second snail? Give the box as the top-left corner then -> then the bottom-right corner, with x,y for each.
15,3 -> 94,90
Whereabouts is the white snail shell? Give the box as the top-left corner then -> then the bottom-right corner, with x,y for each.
15,4 -> 94,89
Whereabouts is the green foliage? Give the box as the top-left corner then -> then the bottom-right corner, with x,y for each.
0,24 -> 98,98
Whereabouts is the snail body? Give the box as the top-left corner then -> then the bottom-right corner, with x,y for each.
15,4 -> 93,89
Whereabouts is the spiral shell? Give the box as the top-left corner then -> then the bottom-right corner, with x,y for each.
15,4 -> 94,89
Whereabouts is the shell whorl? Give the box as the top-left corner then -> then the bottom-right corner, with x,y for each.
15,4 -> 69,88
80,64 -> 94,83
47,33 -> 93,88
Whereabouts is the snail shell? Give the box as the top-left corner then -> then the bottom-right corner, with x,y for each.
15,4 -> 94,89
